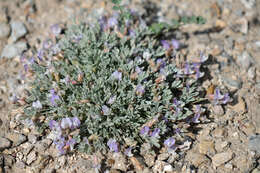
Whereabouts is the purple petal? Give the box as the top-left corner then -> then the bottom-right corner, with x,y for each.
50,24 -> 61,36
164,137 -> 175,148
140,126 -> 150,135
192,113 -> 200,123
136,84 -> 145,95
43,39 -> 53,49
156,58 -> 166,69
107,95 -> 116,105
124,147 -> 133,157
107,17 -> 118,28
60,117 -> 73,129
171,39 -> 180,49
71,117 -> 81,129
102,105 -> 110,115
150,128 -> 160,138
24,64 -> 28,72
107,139 -> 119,152
199,52 -> 208,63
66,138 -> 76,150
49,120 -> 58,130
222,93 -> 231,104
161,40 -> 170,50
32,100 -> 42,109
37,49 -> 44,61
112,70 -> 122,81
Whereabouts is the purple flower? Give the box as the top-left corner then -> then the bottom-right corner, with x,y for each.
49,120 -> 59,130
213,88 -> 224,105
135,66 -> 143,74
140,126 -> 150,136
72,34 -> 83,43
50,89 -> 60,106
184,62 -> 191,75
124,147 -> 133,157
107,17 -> 118,28
136,84 -> 145,95
61,117 -> 73,129
175,128 -> 180,134
107,95 -> 116,105
29,57 -> 35,65
20,54 -> 26,63
54,137 -> 66,155
71,117 -> 81,129
32,100 -> 42,109
102,105 -> 110,115
171,39 -> 180,49
112,70 -> 122,81
83,137 -> 89,145
24,64 -> 28,72
98,16 -> 108,31
51,43 -> 61,55
156,59 -> 166,69
37,49 -> 44,61
164,137 -> 175,148
43,39 -> 53,49
50,24 -> 61,36
150,128 -> 160,138
107,139 -> 119,152
66,138 -> 76,150
222,93 -> 231,104
129,29 -> 136,37
192,112 -> 200,123
161,40 -> 170,50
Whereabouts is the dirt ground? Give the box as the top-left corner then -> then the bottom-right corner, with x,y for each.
0,0 -> 260,172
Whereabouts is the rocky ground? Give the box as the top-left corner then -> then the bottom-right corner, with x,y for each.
0,0 -> 260,172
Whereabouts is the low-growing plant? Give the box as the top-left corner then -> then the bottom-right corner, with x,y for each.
18,0 -> 230,156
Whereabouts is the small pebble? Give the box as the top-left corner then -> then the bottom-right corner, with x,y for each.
237,51 -> 254,70
9,21 -> 27,43
0,22 -> 10,39
0,137 -> 12,151
248,134 -> 260,154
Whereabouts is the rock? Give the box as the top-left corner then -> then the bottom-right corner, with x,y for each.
240,0 -> 256,9
152,160 -> 167,173
130,156 -> 144,171
237,51 -> 254,70
3,155 -> 15,167
57,155 -> 66,167
157,152 -> 170,161
215,19 -> 226,29
186,152 -> 208,167
222,77 -> 242,91
6,133 -> 27,147
198,140 -> 215,155
42,168 -> 56,173
143,154 -> 155,167
252,168 -> 260,173
35,139 -> 52,153
0,137 -> 11,151
112,153 -> 127,172
212,105 -> 224,116
1,41 -> 27,58
211,127 -> 226,138
163,164 -> 173,172
248,67 -> 256,80
15,161 -> 26,169
9,21 -> 27,43
232,97 -> 246,114
248,134 -> 260,154
215,140 -> 229,152
0,23 -> 10,39
212,151 -> 233,167
28,134 -> 39,144
26,151 -> 37,165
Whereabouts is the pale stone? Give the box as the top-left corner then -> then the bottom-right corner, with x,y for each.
212,151 -> 233,167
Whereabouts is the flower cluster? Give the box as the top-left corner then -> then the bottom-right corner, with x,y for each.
49,117 -> 80,155
20,7 -> 231,156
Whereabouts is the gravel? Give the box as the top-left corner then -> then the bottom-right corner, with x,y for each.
9,21 -> 27,43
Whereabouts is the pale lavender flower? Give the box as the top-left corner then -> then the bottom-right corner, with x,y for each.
184,62 -> 191,75
102,105 -> 110,115
107,139 -> 119,152
83,137 -> 90,145
135,66 -> 142,74
107,95 -> 116,105
43,39 -> 53,49
164,137 -> 175,148
72,34 -> 83,43
213,88 -> 224,105
50,89 -> 60,106
222,93 -> 231,104
54,137 -> 66,155
124,147 -> 133,157
51,43 -> 61,55
24,64 -> 28,72
49,120 -> 59,130
71,117 -> 81,129
112,70 -> 122,81
156,58 -> 166,69
20,54 -> 26,63
140,126 -> 150,135
150,128 -> 160,138
66,138 -> 76,150
129,29 -> 135,37
50,24 -> 61,36
192,113 -> 200,123
37,49 -> 44,61
107,17 -> 118,28
29,57 -> 35,65
32,100 -> 42,109
61,117 -> 73,129
136,84 -> 145,95
175,128 -> 180,134
161,40 -> 170,50
171,39 -> 180,49
98,16 -> 108,31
